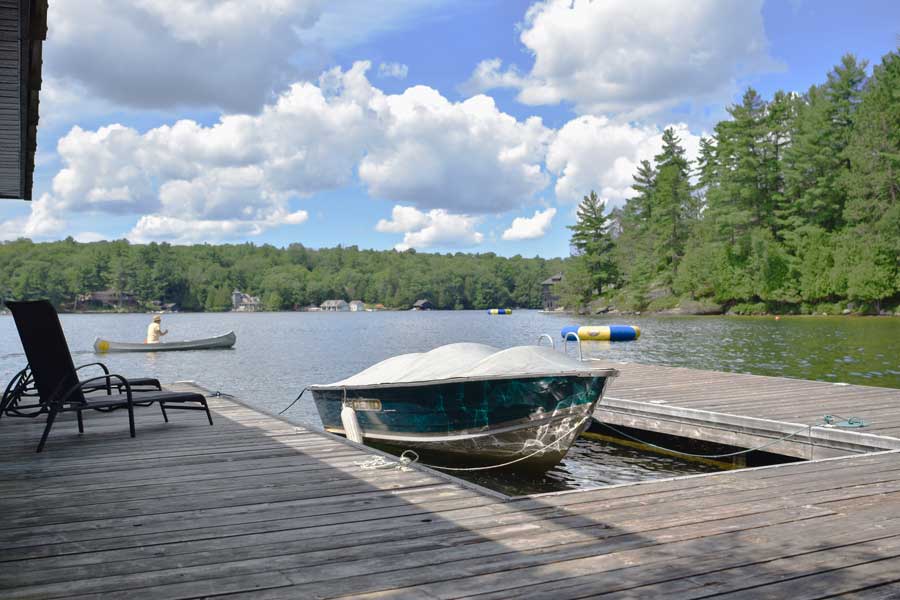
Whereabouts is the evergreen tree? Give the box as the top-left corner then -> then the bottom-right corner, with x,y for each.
783,55 -> 867,231
650,127 -> 694,287
567,190 -> 618,296
843,48 -> 900,226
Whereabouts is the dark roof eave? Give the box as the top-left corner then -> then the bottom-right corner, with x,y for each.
0,0 -> 47,201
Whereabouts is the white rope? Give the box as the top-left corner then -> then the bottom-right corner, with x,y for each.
403,415 -> 592,472
356,450 -> 419,472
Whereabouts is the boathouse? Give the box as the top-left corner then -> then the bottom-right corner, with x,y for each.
321,299 -> 349,311
541,272 -> 563,310
412,298 -> 434,310
349,300 -> 366,312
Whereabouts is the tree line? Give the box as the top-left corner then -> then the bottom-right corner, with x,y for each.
0,239 -> 564,311
565,47 -> 900,315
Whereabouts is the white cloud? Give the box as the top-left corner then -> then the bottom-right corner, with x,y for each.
502,207 -> 556,241
47,0 -> 453,112
377,205 -> 483,250
359,90 -> 551,213
0,195 -> 66,241
546,116 -> 701,207
128,209 -> 308,244
23,62 -> 552,242
466,0 -> 776,118
375,205 -> 430,233
378,62 -> 409,79
72,232 -> 107,243
39,64 -> 378,241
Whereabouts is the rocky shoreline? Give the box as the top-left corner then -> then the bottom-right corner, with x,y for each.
574,298 -> 900,317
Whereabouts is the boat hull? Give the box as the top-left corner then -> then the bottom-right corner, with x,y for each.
93,331 -> 236,353
312,374 -> 610,468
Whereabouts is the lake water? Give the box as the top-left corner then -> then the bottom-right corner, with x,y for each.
2,311 -> 898,492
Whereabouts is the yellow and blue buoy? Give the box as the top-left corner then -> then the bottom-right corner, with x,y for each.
487,308 -> 512,315
561,324 -> 641,341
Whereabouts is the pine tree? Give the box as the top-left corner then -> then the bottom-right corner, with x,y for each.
567,191 -> 618,296
650,127 -> 694,286
784,55 -> 867,231
843,48 -> 900,226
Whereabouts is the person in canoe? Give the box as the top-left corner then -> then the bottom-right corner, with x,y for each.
146,315 -> 169,344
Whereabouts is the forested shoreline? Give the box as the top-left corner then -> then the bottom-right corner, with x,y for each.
0,239 -> 564,311
563,48 -> 899,316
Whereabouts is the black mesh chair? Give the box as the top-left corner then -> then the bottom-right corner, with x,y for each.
5,300 -> 214,452
1,362 -> 163,418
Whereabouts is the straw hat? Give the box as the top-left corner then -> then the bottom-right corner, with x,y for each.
152,315 -> 162,322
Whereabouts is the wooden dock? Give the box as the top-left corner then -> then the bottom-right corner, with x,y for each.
594,361 -> 900,459
1,373 -> 900,598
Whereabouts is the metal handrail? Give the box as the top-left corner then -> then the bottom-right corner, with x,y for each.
563,332 -> 583,361
536,333 -> 555,349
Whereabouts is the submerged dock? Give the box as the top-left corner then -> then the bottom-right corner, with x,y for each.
1,371 -> 900,598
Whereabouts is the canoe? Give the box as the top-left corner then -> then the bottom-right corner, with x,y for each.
310,343 -> 618,469
93,331 -> 236,353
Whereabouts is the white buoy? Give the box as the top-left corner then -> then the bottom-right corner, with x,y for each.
341,403 -> 364,444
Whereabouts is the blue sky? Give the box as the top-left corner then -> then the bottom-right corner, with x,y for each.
1,0 -> 898,257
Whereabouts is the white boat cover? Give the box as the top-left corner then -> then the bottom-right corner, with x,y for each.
312,343 -> 616,389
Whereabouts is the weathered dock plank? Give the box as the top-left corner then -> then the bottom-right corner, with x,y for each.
593,361 -> 900,458
1,377 -> 900,599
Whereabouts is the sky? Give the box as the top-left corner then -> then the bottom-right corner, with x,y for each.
0,0 -> 897,257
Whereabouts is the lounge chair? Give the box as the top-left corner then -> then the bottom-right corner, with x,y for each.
5,300 -> 214,452
1,362 -> 162,418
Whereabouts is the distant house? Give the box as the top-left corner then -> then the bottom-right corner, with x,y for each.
373,303 -> 386,311
232,289 -> 261,312
77,290 -> 137,310
412,299 -> 434,311
321,299 -> 350,312
349,300 -> 366,312
150,300 -> 179,312
541,273 -> 564,311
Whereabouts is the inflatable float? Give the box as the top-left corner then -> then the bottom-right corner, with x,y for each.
561,325 -> 641,342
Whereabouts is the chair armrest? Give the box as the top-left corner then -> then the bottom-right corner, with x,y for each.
76,362 -> 111,394
2,366 -> 32,411
59,374 -> 133,408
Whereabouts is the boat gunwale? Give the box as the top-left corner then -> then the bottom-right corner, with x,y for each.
309,369 -> 619,392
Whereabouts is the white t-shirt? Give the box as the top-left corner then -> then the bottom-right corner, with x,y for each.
146,322 -> 163,343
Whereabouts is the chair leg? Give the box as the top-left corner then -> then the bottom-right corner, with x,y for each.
37,409 -> 57,453
203,399 -> 214,426
159,401 -> 169,423
128,403 -> 135,438
77,410 -> 84,433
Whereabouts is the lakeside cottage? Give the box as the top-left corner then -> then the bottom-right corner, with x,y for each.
231,290 -> 261,312
349,300 -> 366,312
412,299 -> 434,311
77,290 -> 137,310
541,273 -> 563,311
321,299 -> 350,312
